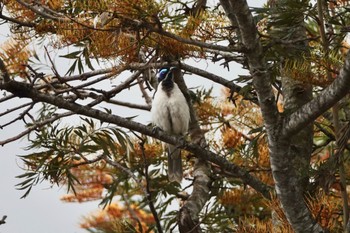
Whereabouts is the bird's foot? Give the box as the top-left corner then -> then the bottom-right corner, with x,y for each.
177,135 -> 187,148
152,126 -> 163,134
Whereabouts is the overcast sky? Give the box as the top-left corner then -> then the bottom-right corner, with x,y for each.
0,23 -> 108,233
0,1 -> 262,232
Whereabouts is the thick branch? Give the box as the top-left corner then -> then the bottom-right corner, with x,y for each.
0,13 -> 34,27
0,79 -> 271,199
283,50 -> 350,137
174,68 -> 211,232
222,0 -> 279,131
222,1 -> 325,232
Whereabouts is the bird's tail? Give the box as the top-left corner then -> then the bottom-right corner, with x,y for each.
168,144 -> 183,183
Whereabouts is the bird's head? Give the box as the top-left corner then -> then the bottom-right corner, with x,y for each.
157,67 -> 176,83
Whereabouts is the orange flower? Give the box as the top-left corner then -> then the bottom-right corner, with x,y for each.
0,39 -> 32,78
221,127 -> 242,149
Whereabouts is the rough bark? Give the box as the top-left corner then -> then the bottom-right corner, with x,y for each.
283,50 -> 350,137
282,76 -> 313,190
279,9 -> 314,191
174,68 -> 212,233
178,159 -> 211,233
221,0 -> 326,232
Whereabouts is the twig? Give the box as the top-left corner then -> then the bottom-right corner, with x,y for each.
137,76 -> 152,106
16,0 -> 69,22
61,68 -> 115,80
0,111 -> 72,146
139,140 -> 163,233
0,102 -> 33,117
0,12 -> 34,27
151,27 -> 242,53
0,102 -> 35,129
122,193 -> 143,233
0,94 -> 15,104
69,154 -> 104,168
55,71 -> 119,95
44,46 -> 61,79
332,104 -> 349,229
0,215 -> 7,225
55,66 -> 139,97
106,70 -> 142,97
32,0 -> 64,18
82,71 -> 142,107
103,155 -> 147,194
107,99 -> 150,111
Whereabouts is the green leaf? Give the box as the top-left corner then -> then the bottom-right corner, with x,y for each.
125,115 -> 138,120
83,48 -> 95,71
60,51 -> 81,59
247,126 -> 264,135
77,57 -> 84,74
65,60 -> 77,76
15,172 -> 37,179
20,186 -> 33,199
16,177 -> 36,189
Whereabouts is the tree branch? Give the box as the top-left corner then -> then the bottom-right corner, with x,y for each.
222,1 -> 325,232
173,68 -> 212,232
103,155 -> 150,205
283,50 -> 350,137
0,102 -> 33,118
107,99 -> 150,111
15,0 -> 69,22
221,0 -> 279,132
0,78 -> 271,199
152,27 -> 241,53
0,12 -> 34,27
0,111 -> 72,146
139,140 -> 163,233
179,62 -> 258,103
0,102 -> 35,129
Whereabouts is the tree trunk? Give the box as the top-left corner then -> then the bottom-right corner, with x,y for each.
221,0 -> 325,232
269,137 -> 323,232
280,9 -> 313,192
282,76 -> 313,191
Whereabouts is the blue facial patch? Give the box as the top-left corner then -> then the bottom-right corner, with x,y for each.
158,68 -> 170,82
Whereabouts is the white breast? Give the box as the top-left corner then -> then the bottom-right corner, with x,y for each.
151,83 -> 190,135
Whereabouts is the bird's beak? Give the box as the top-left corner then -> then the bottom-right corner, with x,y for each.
164,67 -> 177,81
164,70 -> 173,81
169,67 -> 176,72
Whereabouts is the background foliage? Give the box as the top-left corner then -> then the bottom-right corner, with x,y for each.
1,0 -> 350,232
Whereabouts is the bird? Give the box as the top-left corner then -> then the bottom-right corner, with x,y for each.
151,67 -> 190,183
